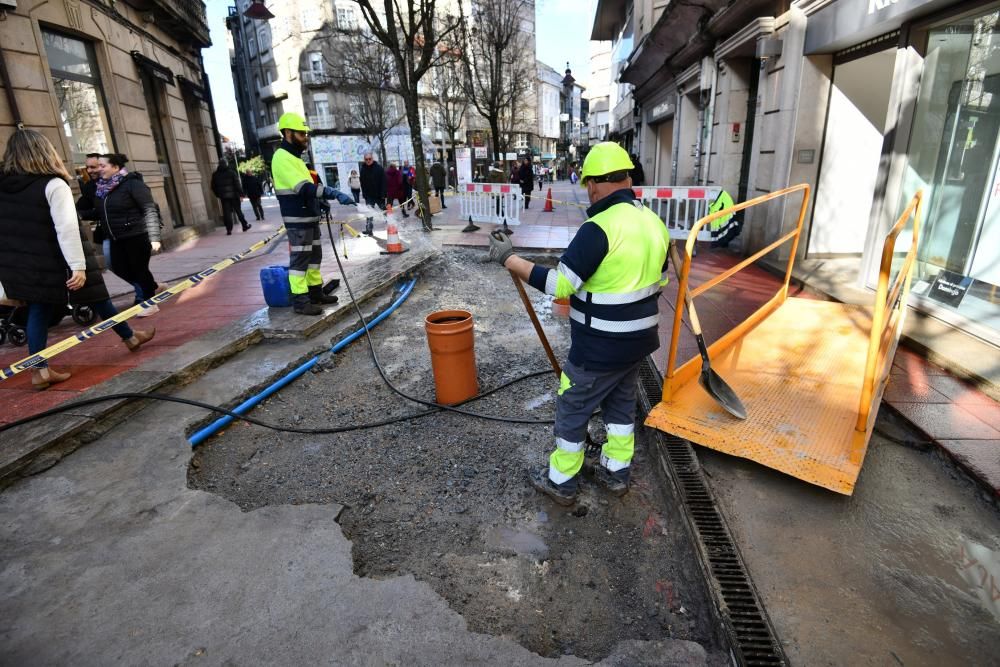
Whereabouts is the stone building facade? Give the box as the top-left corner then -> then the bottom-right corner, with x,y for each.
0,0 -> 221,247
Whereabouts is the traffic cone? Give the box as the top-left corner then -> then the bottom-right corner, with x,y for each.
543,188 -> 554,212
385,222 -> 405,254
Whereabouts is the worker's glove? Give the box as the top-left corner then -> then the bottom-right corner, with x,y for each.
488,230 -> 514,267
335,192 -> 356,206
316,199 -> 331,215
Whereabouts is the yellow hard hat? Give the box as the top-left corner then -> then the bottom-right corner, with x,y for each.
277,112 -> 310,133
579,142 -> 634,186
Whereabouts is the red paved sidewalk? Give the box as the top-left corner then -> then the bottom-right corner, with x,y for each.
0,197 -> 359,426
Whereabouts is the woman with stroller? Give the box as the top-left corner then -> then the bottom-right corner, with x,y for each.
0,130 -> 155,389
86,152 -> 163,317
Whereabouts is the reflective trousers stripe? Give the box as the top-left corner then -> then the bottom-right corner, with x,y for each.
549,436 -> 585,484
288,225 -> 323,295
601,423 -> 634,471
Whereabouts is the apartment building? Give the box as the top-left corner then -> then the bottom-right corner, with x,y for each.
0,0 -> 222,246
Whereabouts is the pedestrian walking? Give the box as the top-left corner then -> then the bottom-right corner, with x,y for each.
359,152 -> 386,210
487,142 -> 671,505
518,157 -> 534,209
240,169 -> 265,221
82,152 -> 164,318
211,160 -> 250,234
401,160 -> 414,210
384,162 -> 409,217
271,112 -> 356,315
0,130 -> 155,389
348,169 -> 361,204
77,152 -> 144,305
429,161 -> 447,209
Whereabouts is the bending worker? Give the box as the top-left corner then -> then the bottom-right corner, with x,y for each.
488,142 -> 670,505
272,112 -> 356,315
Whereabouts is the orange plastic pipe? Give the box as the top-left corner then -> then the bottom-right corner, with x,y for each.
425,309 -> 479,405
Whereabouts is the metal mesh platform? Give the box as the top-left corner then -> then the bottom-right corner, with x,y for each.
645,298 -> 876,495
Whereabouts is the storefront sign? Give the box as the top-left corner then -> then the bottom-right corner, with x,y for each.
647,99 -> 675,124
504,152 -> 517,160
805,0 -> 951,53
474,147 -> 487,159
927,270 -> 973,308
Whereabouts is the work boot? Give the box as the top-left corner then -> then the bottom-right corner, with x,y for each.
528,467 -> 577,506
591,465 -> 630,497
322,278 -> 340,294
293,296 -> 323,316
309,285 -> 339,305
124,328 -> 155,352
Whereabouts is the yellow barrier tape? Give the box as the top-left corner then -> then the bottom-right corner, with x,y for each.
0,225 -> 288,381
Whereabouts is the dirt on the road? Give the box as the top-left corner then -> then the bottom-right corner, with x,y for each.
188,248 -> 728,663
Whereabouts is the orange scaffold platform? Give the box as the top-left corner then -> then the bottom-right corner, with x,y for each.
645,185 -> 923,495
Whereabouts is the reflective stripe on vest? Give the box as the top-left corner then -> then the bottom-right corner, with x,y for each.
568,200 -> 669,334
569,307 -> 659,333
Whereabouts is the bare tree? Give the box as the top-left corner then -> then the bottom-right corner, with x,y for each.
461,0 -> 534,162
431,54 -> 468,188
351,0 -> 466,231
327,29 -> 406,166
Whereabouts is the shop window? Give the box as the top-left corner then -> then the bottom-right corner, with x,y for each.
900,8 -> 1000,337
41,29 -> 114,165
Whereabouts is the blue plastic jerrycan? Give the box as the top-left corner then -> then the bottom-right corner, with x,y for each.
260,265 -> 292,307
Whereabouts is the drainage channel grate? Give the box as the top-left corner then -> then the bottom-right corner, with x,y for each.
637,357 -> 787,667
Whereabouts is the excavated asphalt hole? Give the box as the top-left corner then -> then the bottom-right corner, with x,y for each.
188,251 -> 726,661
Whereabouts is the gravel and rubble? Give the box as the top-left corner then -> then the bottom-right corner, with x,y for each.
189,248 -> 728,663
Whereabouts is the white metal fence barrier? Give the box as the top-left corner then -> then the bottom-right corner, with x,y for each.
458,183 -> 525,226
633,186 -> 722,242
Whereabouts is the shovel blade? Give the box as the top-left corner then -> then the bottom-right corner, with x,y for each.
699,368 -> 748,420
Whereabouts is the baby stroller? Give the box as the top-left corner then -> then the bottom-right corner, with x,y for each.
0,302 -> 97,347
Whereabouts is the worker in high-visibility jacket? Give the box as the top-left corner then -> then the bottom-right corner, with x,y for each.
488,142 -> 671,505
708,189 -> 741,248
272,112 -> 356,315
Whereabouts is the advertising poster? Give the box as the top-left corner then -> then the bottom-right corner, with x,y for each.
456,147 -> 473,185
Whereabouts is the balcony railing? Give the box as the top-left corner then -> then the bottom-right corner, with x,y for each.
301,70 -> 332,87
307,113 -> 337,130
136,0 -> 210,48
259,81 -> 288,101
256,122 -> 279,141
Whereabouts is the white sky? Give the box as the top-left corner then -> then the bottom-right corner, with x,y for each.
201,0 -> 600,148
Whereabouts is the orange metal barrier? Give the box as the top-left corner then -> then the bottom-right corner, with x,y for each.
856,191 -> 923,433
664,184 -> 811,400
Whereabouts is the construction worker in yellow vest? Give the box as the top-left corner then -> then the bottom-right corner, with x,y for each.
272,112 -> 356,315
488,142 -> 671,505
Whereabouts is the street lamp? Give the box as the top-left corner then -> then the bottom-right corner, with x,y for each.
243,0 -> 274,21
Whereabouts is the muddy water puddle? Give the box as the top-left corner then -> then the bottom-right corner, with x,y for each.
189,251 -> 728,662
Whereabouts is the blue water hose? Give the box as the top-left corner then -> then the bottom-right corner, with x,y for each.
188,278 -> 417,447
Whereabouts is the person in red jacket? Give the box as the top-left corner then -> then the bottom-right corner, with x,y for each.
384,163 -> 409,218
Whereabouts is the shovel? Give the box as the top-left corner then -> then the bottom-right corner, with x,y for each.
669,242 -> 747,420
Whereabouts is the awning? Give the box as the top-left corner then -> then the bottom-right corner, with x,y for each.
177,75 -> 207,101
131,51 -> 175,85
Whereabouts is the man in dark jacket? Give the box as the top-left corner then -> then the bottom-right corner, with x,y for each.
359,153 -> 386,209
518,157 -> 534,209
240,169 -> 265,221
429,161 -> 447,209
629,154 -> 645,186
211,161 -> 250,234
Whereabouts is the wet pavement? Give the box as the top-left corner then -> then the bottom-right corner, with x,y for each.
698,409 -> 1000,665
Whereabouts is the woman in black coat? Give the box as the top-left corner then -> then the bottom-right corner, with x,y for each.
0,131 -> 154,389
89,153 -> 164,317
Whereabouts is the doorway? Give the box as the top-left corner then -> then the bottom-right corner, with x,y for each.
809,46 -> 896,257
139,71 -> 185,228
654,119 -> 673,184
